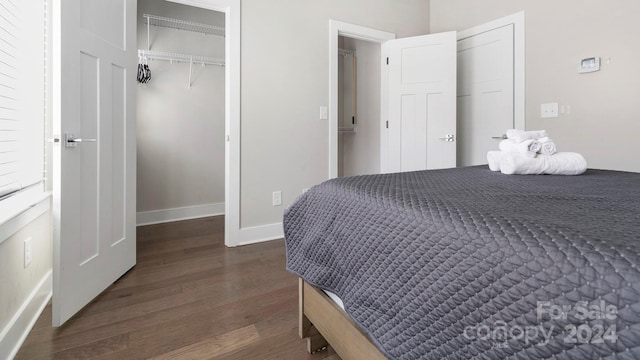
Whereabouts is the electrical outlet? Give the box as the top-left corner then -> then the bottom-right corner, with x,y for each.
272,191 -> 282,206
24,237 -> 32,268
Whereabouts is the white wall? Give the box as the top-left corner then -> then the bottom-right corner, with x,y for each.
136,0 -> 225,219
431,0 -> 640,173
340,38 -> 382,177
240,0 -> 431,228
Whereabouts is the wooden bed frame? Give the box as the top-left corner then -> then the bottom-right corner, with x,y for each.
298,278 -> 386,359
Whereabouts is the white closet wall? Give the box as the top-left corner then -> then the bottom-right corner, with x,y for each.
136,0 -> 225,223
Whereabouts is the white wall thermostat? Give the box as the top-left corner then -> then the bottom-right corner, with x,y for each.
579,57 -> 600,73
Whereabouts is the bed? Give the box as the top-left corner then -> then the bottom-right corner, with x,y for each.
284,166 -> 640,359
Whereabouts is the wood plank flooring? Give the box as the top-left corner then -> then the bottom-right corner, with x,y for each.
15,216 -> 340,359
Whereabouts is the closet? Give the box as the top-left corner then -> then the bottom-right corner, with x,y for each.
136,0 -> 225,225
337,37 -> 381,177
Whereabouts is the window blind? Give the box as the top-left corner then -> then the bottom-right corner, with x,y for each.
0,1 -> 20,198
0,0 -> 45,200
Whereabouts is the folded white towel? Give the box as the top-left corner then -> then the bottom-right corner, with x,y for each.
537,136 -> 557,155
499,139 -> 537,158
529,140 -> 542,153
500,152 -> 587,175
487,151 -> 503,171
506,129 -> 548,143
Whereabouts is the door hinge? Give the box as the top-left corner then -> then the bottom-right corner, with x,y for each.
386,121 -> 389,128
386,57 -> 389,65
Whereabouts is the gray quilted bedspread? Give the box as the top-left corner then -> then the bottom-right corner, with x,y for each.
284,166 -> 640,360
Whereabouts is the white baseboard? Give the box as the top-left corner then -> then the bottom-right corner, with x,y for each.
137,203 -> 224,226
0,270 -> 52,360
235,222 -> 284,247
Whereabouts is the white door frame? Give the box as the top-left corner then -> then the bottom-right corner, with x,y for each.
166,0 -> 241,246
457,11 -> 525,131
328,20 -> 394,179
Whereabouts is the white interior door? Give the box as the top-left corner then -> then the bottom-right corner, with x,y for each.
457,24 -> 514,166
52,0 -> 137,326
382,31 -> 457,173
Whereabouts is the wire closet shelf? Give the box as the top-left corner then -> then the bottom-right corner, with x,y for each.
139,13 -> 225,87
143,14 -> 225,36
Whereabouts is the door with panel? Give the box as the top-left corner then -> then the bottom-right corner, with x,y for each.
382,31 -> 457,173
457,24 -> 514,166
53,0 -> 137,326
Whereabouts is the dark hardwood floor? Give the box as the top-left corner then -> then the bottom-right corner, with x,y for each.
15,216 -> 339,359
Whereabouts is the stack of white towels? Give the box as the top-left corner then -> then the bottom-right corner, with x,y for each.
487,129 -> 587,175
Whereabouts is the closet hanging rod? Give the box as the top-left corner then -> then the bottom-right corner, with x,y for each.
143,14 -> 225,36
138,50 -> 225,67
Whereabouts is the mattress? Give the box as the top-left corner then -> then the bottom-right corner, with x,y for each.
323,289 -> 345,310
284,166 -> 640,359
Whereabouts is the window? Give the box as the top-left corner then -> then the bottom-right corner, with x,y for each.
0,0 -> 46,221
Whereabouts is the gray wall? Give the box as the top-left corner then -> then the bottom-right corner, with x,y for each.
431,0 -> 640,173
136,0 -> 225,214
240,0 -> 431,227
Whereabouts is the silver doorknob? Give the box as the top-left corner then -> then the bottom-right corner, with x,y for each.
438,134 -> 455,142
65,133 -> 97,148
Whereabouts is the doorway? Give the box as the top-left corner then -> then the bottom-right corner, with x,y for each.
136,0 -> 226,225
337,37 -> 383,177
329,20 -> 394,179
51,0 -> 241,326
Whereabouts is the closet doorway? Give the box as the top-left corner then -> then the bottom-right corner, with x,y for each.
337,37 -> 383,177
136,0 -> 226,225
329,21 -> 395,179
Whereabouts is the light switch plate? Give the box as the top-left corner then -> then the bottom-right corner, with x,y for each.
541,102 -> 559,118
319,106 -> 328,120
